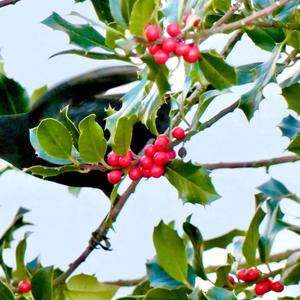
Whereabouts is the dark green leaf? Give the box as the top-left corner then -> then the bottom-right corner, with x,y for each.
32,266 -> 54,300
65,274 -> 119,300
153,221 -> 188,284
282,83 -> 300,114
0,70 -> 30,115
287,134 -> 300,156
129,0 -> 159,37
37,118 -> 74,160
165,160 -> 219,205
204,229 -> 245,250
144,288 -> 189,300
0,281 -> 14,300
78,114 -> 107,163
42,13 -> 109,51
26,165 -> 81,178
90,0 -> 114,23
282,251 -> 300,285
278,115 -> 300,139
198,51 -> 237,90
215,265 -> 231,287
133,280 -> 151,295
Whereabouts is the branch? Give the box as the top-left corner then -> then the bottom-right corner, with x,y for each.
0,0 -> 20,8
251,21 -> 300,31
54,180 -> 139,286
201,0 -> 292,36
203,155 -> 300,170
103,276 -> 147,287
220,30 -> 243,57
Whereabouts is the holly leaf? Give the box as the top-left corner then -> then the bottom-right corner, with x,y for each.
90,0 -> 114,23
165,160 -> 219,205
32,266 -> 54,300
26,165 -> 81,178
278,115 -> 300,139
282,83 -> 300,114
281,251 -> 300,285
0,281 -> 14,300
153,221 -> 188,284
206,287 -> 237,300
42,13 -> 110,51
144,288 -> 189,300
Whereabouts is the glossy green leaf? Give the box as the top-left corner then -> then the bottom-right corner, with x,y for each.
204,229 -> 245,250
31,85 -> 47,102
153,221 -> 188,284
65,274 -> 119,300
215,265 -> 231,287
78,114 -> 107,163
0,70 -> 30,115
129,0 -> 159,36
32,266 -> 54,300
144,288 -> 189,300
37,118 -> 74,160
258,178 -> 290,200
282,83 -> 300,114
26,165 -> 81,178
242,205 -> 266,266
198,52 -> 237,90
0,281 -> 14,300
212,0 -> 230,13
287,134 -> 300,156
239,43 -> 283,119
278,115 -> 300,139
14,233 -> 30,280
42,13 -> 109,51
282,251 -> 300,285
105,24 -> 124,48
132,280 -> 151,296
90,0 -> 114,23
165,160 -> 219,205
206,287 -> 237,300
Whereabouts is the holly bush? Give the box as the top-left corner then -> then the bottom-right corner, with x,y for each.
0,0 -> 299,299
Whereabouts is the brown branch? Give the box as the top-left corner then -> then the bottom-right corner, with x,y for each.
54,180 -> 139,286
103,276 -> 147,287
203,155 -> 300,170
0,0 -> 20,8
250,21 -> 300,31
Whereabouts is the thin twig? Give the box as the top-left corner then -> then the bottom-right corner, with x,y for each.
103,276 -> 147,287
220,30 -> 243,57
0,0 -> 20,8
203,155 -> 300,170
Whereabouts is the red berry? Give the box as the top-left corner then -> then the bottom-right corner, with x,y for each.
228,275 -> 235,285
183,12 -> 199,27
107,170 -> 123,184
166,149 -> 176,160
145,144 -> 157,157
139,155 -> 154,169
107,152 -> 120,166
174,41 -> 190,56
142,168 -> 152,178
18,280 -> 31,294
153,152 -> 169,165
144,24 -> 160,42
129,166 -> 142,181
157,134 -> 170,144
247,268 -> 260,282
167,23 -> 182,37
184,45 -> 200,63
172,127 -> 185,140
154,49 -> 169,64
147,44 -> 161,55
237,269 -> 248,282
272,281 -> 284,292
119,154 -> 132,168
162,38 -> 177,53
150,165 -> 165,178
255,279 -> 272,296
154,137 -> 169,152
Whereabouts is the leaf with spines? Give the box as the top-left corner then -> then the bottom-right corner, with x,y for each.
278,115 -> 300,139
42,12 -> 110,51
90,0 -> 114,23
26,165 -> 82,178
78,114 -> 107,163
282,83 -> 300,114
206,287 -> 237,300
165,160 -> 219,205
32,266 -> 54,300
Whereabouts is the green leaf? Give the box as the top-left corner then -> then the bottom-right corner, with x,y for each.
215,265 -> 231,287
258,178 -> 290,200
31,85 -> 47,103
0,281 -> 15,300
282,83 -> 300,114
198,51 -> 237,90
42,12 -> 109,51
242,205 -> 266,266
109,0 -> 127,27
239,43 -> 283,119
278,115 -> 300,139
78,114 -> 107,163
14,233 -> 30,280
129,0 -> 159,37
105,24 -> 125,48
153,221 -> 188,284
206,287 -> 237,300
287,134 -> 300,156
32,266 -> 54,300
165,160 -> 219,205
0,71 -> 30,115
204,229 -> 245,250
26,165 -> 81,178
90,0 -> 114,23
65,274 -> 119,300
133,280 -> 151,295
144,288 -> 189,300
212,0 -> 230,13
37,118 -> 74,160
281,251 -> 300,285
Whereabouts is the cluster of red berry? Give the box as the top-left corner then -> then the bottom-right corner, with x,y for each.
18,280 -> 31,294
107,127 -> 185,184
232,268 -> 285,296
144,13 -> 200,64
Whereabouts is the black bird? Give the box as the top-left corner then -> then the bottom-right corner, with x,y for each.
0,66 -> 170,196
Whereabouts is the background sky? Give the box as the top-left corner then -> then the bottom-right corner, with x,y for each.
0,0 -> 299,299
